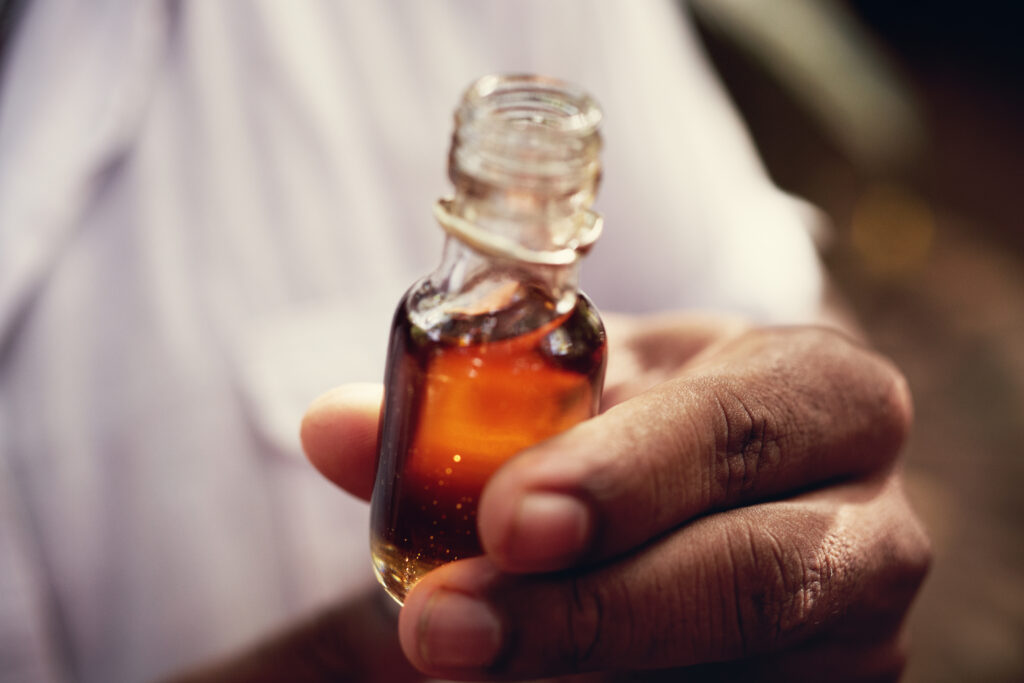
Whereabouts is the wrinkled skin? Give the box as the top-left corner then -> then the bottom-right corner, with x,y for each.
176,314 -> 930,683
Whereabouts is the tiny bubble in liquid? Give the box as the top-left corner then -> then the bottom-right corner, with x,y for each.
453,454 -> 462,462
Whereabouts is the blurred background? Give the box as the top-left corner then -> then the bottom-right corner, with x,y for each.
687,1 -> 1023,681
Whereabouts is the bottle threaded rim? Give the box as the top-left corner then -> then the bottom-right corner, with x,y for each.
450,74 -> 602,194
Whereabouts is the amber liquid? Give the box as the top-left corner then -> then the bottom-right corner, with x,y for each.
370,285 -> 606,603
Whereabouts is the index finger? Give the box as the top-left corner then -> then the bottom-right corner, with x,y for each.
477,326 -> 912,573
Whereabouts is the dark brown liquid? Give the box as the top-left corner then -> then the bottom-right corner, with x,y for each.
370,285 -> 606,603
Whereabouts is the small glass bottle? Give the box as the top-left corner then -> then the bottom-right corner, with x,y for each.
370,74 -> 607,604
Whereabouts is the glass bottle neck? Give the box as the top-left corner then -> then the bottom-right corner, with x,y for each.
428,229 -> 581,316
409,74 -> 602,333
447,182 -> 596,255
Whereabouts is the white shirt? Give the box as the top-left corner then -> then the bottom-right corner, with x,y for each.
0,1 -> 823,680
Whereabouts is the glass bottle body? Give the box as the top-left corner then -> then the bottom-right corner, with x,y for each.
370,274 -> 606,604
369,73 -> 606,604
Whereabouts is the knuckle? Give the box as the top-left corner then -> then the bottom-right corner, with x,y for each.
833,335 -> 915,459
760,326 -> 914,467
559,577 -> 606,669
556,575 -> 642,671
890,503 -> 933,598
709,382 -> 786,504
729,519 -> 846,653
882,364 -> 915,448
905,514 -> 932,576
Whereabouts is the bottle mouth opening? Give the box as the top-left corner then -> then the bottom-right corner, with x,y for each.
451,74 -> 602,193
457,74 -> 602,137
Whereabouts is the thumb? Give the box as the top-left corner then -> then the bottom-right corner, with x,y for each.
301,383 -> 383,501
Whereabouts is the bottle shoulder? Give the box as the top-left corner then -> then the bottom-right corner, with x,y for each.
396,278 -> 604,351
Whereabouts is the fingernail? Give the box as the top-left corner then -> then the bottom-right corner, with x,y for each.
507,492 -> 591,568
418,590 -> 503,669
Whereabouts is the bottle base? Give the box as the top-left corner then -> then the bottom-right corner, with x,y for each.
371,540 -> 442,606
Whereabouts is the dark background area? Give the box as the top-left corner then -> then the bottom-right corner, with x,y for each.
694,2 -> 1024,681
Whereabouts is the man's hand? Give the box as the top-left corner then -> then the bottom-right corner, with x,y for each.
302,315 -> 930,682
